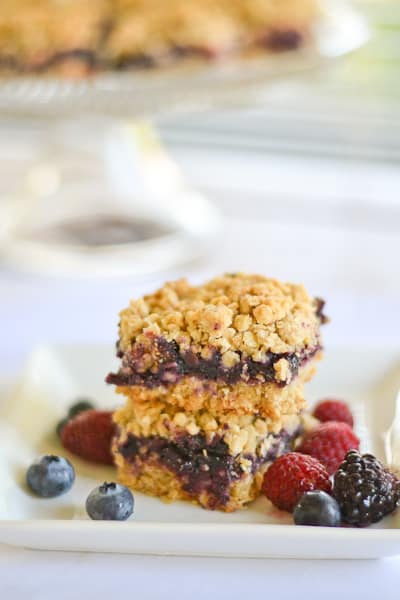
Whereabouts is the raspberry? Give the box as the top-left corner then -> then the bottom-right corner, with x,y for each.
262,452 -> 331,512
313,399 -> 354,427
61,410 -> 116,465
297,421 -> 359,475
334,450 -> 400,526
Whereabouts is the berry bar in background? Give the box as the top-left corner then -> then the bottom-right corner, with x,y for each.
0,0 -> 319,76
107,273 -> 326,511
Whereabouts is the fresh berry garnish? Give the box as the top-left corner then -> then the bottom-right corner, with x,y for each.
60,410 -> 116,465
26,455 -> 75,498
68,398 -> 95,418
56,416 -> 70,438
56,399 -> 96,438
293,490 -> 341,527
262,452 -> 331,512
333,450 -> 400,527
313,399 -> 354,428
86,482 -> 134,521
297,421 -> 360,475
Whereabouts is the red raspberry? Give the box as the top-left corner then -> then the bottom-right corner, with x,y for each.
262,452 -> 331,512
61,410 -> 116,465
313,399 -> 354,427
298,421 -> 360,475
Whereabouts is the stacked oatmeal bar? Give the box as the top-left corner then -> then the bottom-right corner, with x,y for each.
107,273 -> 326,511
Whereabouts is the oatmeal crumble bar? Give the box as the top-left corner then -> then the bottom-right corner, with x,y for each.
107,273 -> 327,511
0,0 -> 319,76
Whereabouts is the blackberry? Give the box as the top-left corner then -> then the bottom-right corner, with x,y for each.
333,450 -> 400,526
68,398 -> 95,418
56,416 -> 70,438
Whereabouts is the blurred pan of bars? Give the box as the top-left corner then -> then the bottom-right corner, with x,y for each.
158,2 -> 400,164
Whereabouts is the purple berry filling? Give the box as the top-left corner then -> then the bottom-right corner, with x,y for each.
6,49 -> 99,74
106,338 -> 321,388
260,29 -> 303,51
118,429 -> 297,509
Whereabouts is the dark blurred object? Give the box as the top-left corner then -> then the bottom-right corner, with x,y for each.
25,215 -> 172,247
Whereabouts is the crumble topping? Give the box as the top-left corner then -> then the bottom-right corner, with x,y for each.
118,273 -> 325,362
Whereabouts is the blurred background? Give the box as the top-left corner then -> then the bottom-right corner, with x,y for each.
0,0 -> 399,385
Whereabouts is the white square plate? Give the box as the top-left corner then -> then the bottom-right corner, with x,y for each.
0,344 -> 399,558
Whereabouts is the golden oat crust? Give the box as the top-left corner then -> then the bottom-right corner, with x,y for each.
114,457 -> 270,512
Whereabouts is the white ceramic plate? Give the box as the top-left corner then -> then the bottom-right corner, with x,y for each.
0,344 -> 399,558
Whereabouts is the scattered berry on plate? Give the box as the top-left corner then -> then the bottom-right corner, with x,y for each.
67,398 -> 95,419
333,450 -> 400,527
86,482 -> 134,520
297,421 -> 360,475
313,399 -> 354,428
60,409 -> 116,465
262,452 -> 332,512
56,416 -> 70,438
293,490 -> 341,527
26,455 -> 75,498
56,398 -> 96,438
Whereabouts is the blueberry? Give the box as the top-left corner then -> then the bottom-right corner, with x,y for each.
68,398 -> 95,418
26,455 -> 75,498
86,482 -> 134,521
56,416 -> 70,438
293,491 -> 341,527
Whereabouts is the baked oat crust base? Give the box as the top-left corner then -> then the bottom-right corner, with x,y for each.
114,449 -> 270,512
114,355 -> 320,430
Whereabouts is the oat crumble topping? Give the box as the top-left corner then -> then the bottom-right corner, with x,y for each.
118,273 -> 324,360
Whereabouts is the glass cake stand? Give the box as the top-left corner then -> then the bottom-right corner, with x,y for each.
0,0 -> 368,278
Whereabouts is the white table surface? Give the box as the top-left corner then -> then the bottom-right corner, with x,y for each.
1,145 -> 400,597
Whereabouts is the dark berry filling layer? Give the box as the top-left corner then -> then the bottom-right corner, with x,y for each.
259,29 -> 303,51
106,338 -> 321,388
118,429 -> 297,509
1,49 -> 99,74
